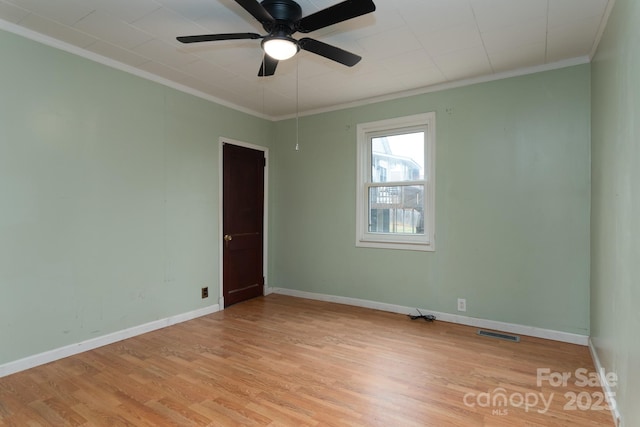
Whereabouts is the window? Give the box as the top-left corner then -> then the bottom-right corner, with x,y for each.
356,113 -> 435,251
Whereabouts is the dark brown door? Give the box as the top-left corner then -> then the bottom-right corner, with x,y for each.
223,143 -> 265,307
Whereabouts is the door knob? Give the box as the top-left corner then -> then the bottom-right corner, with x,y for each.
224,234 -> 233,242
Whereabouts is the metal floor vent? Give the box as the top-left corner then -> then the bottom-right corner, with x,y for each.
477,329 -> 520,342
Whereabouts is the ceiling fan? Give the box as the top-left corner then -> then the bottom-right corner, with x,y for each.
177,0 -> 376,77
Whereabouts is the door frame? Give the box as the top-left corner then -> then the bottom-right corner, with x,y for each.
218,137 -> 269,309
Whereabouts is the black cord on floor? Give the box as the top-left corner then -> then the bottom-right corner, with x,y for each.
408,309 -> 436,322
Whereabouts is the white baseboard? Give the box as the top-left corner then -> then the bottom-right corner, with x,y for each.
588,338 -> 623,427
2,289 -> 592,377
268,287 -> 589,346
0,304 -> 220,378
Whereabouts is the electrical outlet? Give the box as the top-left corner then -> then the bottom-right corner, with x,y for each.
201,287 -> 209,299
457,298 -> 466,312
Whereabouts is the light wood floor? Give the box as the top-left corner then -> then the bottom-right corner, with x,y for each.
0,295 -> 614,426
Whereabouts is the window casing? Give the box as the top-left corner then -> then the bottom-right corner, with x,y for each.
356,113 -> 435,251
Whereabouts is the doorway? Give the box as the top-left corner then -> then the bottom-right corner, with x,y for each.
221,141 -> 267,308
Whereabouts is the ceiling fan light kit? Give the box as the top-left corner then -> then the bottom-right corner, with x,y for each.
177,0 -> 376,76
262,35 -> 299,60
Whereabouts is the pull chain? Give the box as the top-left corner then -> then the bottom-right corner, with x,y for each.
295,57 -> 300,151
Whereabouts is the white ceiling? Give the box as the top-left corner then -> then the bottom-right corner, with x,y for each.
0,0 -> 611,119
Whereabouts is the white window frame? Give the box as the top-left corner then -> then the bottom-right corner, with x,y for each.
356,113 -> 436,251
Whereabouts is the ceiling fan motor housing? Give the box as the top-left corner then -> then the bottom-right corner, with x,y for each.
260,0 -> 302,33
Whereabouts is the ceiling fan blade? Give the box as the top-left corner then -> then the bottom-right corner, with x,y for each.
235,0 -> 275,24
297,0 -> 376,33
258,55 -> 279,77
177,33 -> 262,44
299,38 -> 361,66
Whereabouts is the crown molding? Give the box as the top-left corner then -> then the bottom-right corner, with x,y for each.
0,18 -> 271,120
590,0 -> 616,59
272,56 -> 591,121
2,18 -> 592,123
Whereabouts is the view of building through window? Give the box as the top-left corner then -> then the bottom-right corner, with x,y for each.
369,132 -> 425,235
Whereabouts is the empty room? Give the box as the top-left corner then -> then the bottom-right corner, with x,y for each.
0,0 -> 637,425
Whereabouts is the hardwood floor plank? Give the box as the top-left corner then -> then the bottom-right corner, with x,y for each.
71,402 -> 135,427
0,295 -> 614,426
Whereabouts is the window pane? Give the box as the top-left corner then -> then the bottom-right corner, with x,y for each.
368,185 -> 424,234
371,132 -> 424,183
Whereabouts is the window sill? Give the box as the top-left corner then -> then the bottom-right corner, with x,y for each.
356,239 -> 435,252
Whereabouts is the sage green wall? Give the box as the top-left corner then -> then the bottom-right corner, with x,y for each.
271,65 -> 591,335
591,0 -> 640,424
0,29 -> 271,365
0,21 -> 594,369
